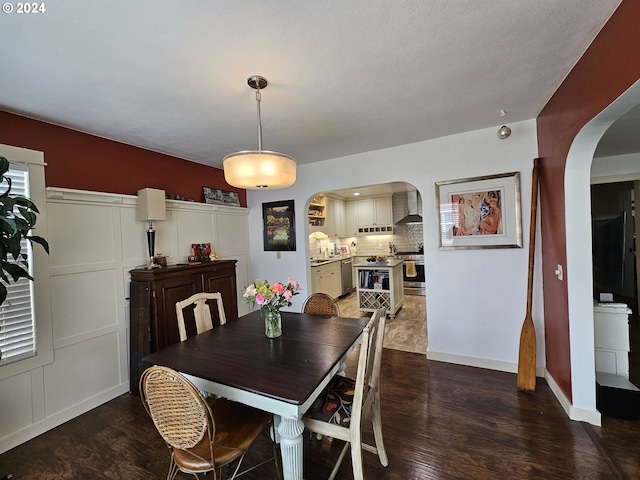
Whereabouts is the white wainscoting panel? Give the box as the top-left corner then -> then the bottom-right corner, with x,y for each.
176,210 -> 216,257
0,371 -> 33,438
43,332 -> 121,417
120,204 -> 149,263
47,202 -> 117,267
217,212 -> 250,255
49,269 -> 119,346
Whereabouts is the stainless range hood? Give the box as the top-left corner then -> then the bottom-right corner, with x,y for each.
396,190 -> 422,225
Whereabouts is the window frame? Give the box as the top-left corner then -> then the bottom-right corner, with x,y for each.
0,144 -> 53,380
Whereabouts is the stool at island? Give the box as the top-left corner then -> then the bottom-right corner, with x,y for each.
355,259 -> 404,318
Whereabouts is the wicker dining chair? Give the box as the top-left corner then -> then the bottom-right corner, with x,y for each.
139,366 -> 281,480
302,293 -> 340,317
175,292 -> 227,342
303,307 -> 388,480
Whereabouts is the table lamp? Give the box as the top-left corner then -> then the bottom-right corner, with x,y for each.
137,188 -> 166,269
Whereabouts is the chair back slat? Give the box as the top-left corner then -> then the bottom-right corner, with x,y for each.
350,307 -> 386,428
176,292 -> 227,341
366,308 -> 386,392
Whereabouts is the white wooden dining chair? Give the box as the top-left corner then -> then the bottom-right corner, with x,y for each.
175,292 -> 226,342
303,307 -> 388,480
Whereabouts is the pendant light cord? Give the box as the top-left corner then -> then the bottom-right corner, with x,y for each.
255,88 -> 263,152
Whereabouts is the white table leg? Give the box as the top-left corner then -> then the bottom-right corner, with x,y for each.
277,415 -> 305,480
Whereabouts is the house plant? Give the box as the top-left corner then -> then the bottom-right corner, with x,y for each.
243,277 -> 300,338
0,155 -> 49,305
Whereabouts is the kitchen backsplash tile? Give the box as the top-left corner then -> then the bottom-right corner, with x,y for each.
309,222 -> 423,257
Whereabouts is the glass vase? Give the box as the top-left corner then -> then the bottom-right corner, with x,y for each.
265,311 -> 282,338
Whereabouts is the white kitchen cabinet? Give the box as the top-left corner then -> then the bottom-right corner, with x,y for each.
345,200 -> 358,236
355,195 -> 393,235
594,302 -> 632,378
357,198 -> 375,226
325,196 -> 346,237
311,260 -> 342,299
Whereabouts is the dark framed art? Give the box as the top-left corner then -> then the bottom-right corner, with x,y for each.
202,186 -> 241,207
435,171 -> 522,249
262,200 -> 296,251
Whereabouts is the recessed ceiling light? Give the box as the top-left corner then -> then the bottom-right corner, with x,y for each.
353,192 -> 360,196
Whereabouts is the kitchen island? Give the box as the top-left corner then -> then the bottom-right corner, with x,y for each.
354,258 -> 404,318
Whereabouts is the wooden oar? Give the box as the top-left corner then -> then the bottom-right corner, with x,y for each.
517,158 -> 540,393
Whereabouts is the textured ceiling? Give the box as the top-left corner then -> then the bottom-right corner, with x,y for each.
0,1 -> 626,169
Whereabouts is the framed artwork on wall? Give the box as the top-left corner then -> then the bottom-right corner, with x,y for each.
202,186 -> 241,206
262,200 -> 296,251
435,171 -> 522,249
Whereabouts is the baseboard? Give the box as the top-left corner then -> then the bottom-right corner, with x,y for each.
545,370 -> 601,426
0,383 -> 129,454
426,350 -> 545,377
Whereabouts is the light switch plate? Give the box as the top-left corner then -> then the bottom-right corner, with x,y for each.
554,264 -> 563,281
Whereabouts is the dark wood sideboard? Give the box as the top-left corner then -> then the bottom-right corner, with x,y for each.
129,260 -> 238,393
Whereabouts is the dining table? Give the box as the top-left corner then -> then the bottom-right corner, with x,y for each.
143,309 -> 369,480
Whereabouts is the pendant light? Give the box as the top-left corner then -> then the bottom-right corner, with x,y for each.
497,125 -> 512,139
223,76 -> 296,189
497,109 -> 511,139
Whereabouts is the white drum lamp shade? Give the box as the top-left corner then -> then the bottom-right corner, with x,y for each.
223,150 -> 296,189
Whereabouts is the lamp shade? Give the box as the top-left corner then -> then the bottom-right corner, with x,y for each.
223,150 -> 296,189
137,188 -> 167,221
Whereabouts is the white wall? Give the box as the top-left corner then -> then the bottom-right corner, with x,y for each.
246,119 -> 545,372
0,188 -> 250,453
591,152 -> 640,181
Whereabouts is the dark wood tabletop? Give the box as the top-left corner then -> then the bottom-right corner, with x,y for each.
143,310 -> 369,406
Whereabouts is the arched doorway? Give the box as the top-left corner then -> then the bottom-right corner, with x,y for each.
565,79 -> 640,417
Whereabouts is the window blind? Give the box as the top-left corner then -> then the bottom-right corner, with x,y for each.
0,164 -> 36,365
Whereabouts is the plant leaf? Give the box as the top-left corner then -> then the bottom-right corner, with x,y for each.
0,156 -> 9,176
28,235 -> 50,254
15,196 -> 39,213
17,207 -> 36,227
0,261 -> 32,282
0,216 -> 17,237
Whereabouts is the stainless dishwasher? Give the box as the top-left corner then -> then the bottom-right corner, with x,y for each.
341,258 -> 354,296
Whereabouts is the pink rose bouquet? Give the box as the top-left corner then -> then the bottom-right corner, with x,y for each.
243,277 -> 300,317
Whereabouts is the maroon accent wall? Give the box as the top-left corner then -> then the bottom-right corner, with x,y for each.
0,111 -> 247,206
537,0 -> 640,401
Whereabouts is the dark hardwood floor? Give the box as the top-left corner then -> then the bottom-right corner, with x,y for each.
1,348 -> 639,479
